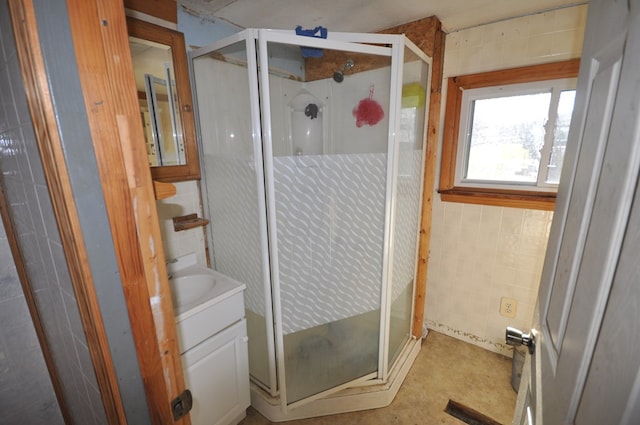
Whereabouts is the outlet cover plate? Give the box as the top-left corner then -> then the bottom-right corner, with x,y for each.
500,297 -> 518,318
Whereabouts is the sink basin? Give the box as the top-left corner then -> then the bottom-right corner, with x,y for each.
170,274 -> 217,308
166,253 -> 247,352
166,253 -> 246,319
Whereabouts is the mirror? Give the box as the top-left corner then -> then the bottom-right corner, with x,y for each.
127,18 -> 200,181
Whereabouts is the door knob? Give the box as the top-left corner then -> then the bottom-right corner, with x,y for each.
506,326 -> 535,354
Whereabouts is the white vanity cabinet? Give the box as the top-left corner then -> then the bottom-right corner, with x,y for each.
183,318 -> 250,425
175,276 -> 250,425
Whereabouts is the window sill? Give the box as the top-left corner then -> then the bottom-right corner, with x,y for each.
438,187 -> 556,210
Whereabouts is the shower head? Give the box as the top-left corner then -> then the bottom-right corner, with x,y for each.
333,59 -> 355,83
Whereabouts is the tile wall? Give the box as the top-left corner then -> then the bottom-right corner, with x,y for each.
0,217 -> 63,424
0,3 -> 107,423
156,180 -> 208,266
425,5 -> 588,355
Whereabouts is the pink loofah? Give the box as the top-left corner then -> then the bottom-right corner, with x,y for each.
353,85 -> 385,128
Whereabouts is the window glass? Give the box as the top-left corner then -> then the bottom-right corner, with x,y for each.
465,92 -> 552,184
459,81 -> 576,191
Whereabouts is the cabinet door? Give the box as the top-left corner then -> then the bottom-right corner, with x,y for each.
183,319 -> 250,425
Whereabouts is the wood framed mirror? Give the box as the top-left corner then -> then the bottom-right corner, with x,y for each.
127,17 -> 200,182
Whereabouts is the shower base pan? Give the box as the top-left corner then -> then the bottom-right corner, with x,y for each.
250,337 -> 421,422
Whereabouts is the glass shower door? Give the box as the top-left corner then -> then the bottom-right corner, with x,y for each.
259,33 -> 394,405
387,44 -> 431,367
190,33 -> 277,394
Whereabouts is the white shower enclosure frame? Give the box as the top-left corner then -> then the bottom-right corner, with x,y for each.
190,28 -> 432,417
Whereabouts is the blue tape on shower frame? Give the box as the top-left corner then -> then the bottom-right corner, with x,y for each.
295,25 -> 327,58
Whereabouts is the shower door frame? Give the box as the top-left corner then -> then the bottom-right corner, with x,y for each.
258,30 -> 399,411
385,36 -> 432,374
189,29 -> 280,398
190,29 -> 432,412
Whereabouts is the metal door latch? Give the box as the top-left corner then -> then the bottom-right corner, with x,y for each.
506,326 -> 535,354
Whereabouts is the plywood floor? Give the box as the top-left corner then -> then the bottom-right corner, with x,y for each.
240,330 -> 517,424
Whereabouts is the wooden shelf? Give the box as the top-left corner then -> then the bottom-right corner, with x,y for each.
172,213 -> 209,232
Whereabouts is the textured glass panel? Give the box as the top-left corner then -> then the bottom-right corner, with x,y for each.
192,42 -> 272,388
268,41 -> 390,403
388,48 -> 428,367
275,153 -> 385,403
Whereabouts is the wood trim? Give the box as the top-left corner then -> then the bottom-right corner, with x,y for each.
127,17 -> 201,182
440,190 -> 556,211
66,1 -> 189,423
412,20 -> 445,338
439,59 -> 580,208
440,77 -> 463,190
451,58 -> 580,89
0,189 -> 72,422
64,0 -> 187,423
124,0 -> 177,23
8,0 -> 127,422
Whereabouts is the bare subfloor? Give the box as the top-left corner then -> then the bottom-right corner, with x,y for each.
240,331 -> 517,425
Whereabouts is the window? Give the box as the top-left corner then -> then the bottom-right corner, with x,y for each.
439,60 -> 580,210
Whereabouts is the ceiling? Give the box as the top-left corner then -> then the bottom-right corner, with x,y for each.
178,0 -> 587,33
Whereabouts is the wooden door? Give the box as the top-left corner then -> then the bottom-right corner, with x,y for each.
514,0 -> 640,423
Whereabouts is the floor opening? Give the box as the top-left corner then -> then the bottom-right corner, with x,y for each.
445,399 -> 503,425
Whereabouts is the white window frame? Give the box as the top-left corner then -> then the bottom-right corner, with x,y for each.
455,78 -> 577,192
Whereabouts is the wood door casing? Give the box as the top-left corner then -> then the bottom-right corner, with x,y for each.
65,0 -> 190,423
9,0 -> 190,423
8,0 -> 128,422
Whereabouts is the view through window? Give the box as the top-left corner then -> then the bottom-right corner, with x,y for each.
462,85 -> 576,188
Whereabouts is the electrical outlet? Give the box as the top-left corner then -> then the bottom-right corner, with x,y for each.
500,297 -> 518,318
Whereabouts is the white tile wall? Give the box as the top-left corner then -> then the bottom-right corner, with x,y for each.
156,180 -> 208,267
0,3 -> 107,419
426,5 -> 587,356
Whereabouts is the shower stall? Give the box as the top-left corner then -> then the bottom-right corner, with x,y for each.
189,29 -> 431,420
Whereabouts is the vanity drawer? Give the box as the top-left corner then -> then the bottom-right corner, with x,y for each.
176,290 -> 245,353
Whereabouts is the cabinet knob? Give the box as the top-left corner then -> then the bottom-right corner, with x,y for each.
240,336 -> 249,343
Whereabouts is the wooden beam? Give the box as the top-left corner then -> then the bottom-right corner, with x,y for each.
412,20 -> 446,338
66,0 -> 188,423
124,0 -> 177,23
